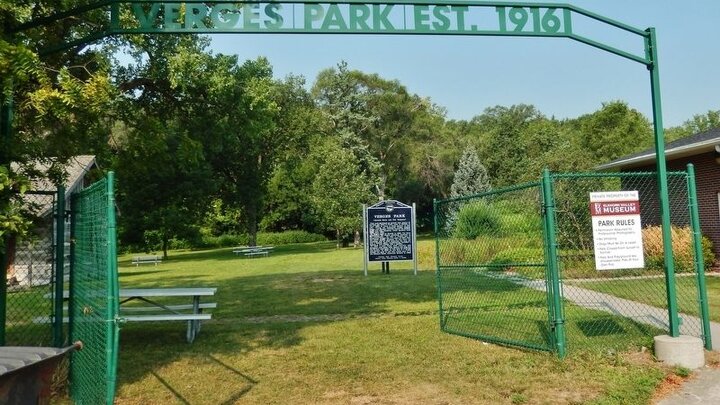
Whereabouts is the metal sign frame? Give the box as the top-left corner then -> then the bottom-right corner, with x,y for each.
2,0 -> 681,337
363,200 -> 418,276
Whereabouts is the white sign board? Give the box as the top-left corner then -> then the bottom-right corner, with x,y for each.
589,190 -> 644,270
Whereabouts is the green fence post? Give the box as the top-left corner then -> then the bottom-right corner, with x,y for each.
646,28 -> 680,337
68,194 -> 77,350
0,90 -> 13,346
0,241 -> 7,346
541,169 -> 566,358
687,164 -> 712,350
105,172 -> 119,405
53,184 -> 66,347
433,198 -> 446,329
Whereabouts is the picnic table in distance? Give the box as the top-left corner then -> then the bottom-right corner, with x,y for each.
232,246 -> 274,258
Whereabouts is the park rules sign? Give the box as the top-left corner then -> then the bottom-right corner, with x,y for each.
590,191 -> 644,270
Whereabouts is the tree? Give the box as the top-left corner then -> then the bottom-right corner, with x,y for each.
471,104 -> 542,188
446,145 -> 491,230
312,62 -> 435,200
577,101 -> 653,164
450,145 -> 491,198
309,138 -> 376,247
666,109 -> 720,141
1,2 -> 117,250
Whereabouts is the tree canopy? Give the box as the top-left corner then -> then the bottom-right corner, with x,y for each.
2,7 -> 716,251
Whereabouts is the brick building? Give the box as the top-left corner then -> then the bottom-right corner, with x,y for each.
598,128 -> 720,258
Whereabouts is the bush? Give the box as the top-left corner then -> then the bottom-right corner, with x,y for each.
199,234 -> 248,248
256,230 -> 326,245
642,226 -> 715,272
453,202 -> 503,240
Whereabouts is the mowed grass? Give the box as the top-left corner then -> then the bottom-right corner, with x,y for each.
571,275 -> 720,322
113,241 -> 674,404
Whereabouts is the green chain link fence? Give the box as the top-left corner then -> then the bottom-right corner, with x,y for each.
69,172 -> 119,405
435,167 -> 713,356
2,190 -> 64,347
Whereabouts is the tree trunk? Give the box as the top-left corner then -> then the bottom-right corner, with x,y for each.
162,235 -> 169,260
353,230 -> 360,248
336,229 -> 341,249
247,205 -> 258,246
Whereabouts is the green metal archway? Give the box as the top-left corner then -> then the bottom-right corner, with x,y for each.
2,0 -> 682,348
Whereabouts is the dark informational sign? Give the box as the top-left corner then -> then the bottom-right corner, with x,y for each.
367,204 -> 414,262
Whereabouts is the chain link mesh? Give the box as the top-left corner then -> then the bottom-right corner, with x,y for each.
4,191 -> 59,346
70,175 -> 118,405
553,172 -> 706,352
436,183 -> 553,351
435,170 -> 711,355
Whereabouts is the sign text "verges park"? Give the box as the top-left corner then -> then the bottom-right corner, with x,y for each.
128,2 -> 573,35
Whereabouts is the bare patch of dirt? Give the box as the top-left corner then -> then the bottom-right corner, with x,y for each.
651,373 -> 690,402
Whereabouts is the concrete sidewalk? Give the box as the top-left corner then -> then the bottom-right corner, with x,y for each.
482,271 -> 720,404
656,368 -> 720,404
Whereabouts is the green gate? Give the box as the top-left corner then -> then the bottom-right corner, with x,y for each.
435,167 -> 712,356
69,172 -> 119,405
1,189 -> 66,347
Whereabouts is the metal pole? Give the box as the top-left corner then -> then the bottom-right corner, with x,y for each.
686,164 -> 712,350
53,185 -> 66,347
362,204 -> 368,276
542,169 -> 565,358
105,172 -> 119,405
0,241 -> 7,346
646,28 -> 679,337
433,198 -> 446,329
412,203 -> 418,276
0,88 -> 13,346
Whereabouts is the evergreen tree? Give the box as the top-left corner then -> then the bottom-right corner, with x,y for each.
446,146 -> 491,231
450,145 -> 491,198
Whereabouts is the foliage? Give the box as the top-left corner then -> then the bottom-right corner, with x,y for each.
198,231 -> 326,248
665,109 -> 720,141
257,230 -> 327,246
308,138 -> 376,244
642,226 -> 715,272
450,145 -> 491,198
453,202 -> 503,240
577,101 -> 653,164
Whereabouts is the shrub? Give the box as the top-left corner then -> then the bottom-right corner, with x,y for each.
199,234 -> 248,248
453,202 -> 503,240
257,230 -> 326,245
641,226 -> 715,272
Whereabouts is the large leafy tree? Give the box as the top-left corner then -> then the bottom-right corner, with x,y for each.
113,35 -> 217,254
576,101 -> 653,163
666,109 -> 720,141
309,138 -> 376,246
1,1 -> 117,249
312,62 -> 435,200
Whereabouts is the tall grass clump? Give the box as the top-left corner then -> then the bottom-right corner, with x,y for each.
642,225 -> 715,272
453,202 -> 503,240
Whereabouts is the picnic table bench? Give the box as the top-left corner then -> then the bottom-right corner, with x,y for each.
131,255 -> 162,266
232,246 -> 274,258
119,288 -> 217,343
41,287 -> 217,343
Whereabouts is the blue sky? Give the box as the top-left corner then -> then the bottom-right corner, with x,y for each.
205,0 -> 719,126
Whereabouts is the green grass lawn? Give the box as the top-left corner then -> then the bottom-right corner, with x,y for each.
110,241 -> 678,404
570,275 -> 720,322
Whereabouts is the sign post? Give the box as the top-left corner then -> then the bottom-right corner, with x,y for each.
590,191 -> 644,270
363,200 -> 417,276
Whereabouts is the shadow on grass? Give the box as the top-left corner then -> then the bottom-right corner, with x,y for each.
118,241 -> 341,266
115,248 -> 438,392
